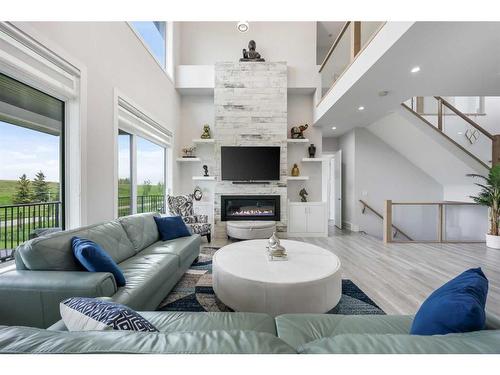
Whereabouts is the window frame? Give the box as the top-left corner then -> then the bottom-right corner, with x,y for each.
127,21 -> 174,80
113,90 -> 172,218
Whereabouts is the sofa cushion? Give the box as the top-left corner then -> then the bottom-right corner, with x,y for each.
139,311 -> 277,335
60,297 -> 158,332
119,213 -> 160,253
139,235 -> 200,267
410,268 -> 488,335
276,314 -> 413,349
72,237 -> 126,286
0,326 -> 296,354
297,330 -> 500,354
15,220 -> 135,271
112,253 -> 179,308
154,216 -> 191,241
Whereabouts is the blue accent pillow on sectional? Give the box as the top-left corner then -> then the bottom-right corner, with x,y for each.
72,237 -> 126,287
60,297 -> 158,332
410,267 -> 488,335
154,215 -> 191,241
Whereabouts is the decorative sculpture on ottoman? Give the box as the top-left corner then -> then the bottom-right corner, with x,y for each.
240,40 -> 265,62
167,194 -> 211,243
267,232 -> 287,260
290,124 -> 308,139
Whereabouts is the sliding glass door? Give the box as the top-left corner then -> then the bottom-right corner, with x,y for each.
0,72 -> 64,255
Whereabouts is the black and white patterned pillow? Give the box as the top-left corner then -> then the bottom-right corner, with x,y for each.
60,297 -> 158,332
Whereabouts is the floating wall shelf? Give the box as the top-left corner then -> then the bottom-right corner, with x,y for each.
302,158 -> 326,162
287,138 -> 310,143
192,139 -> 215,144
286,176 -> 309,181
176,158 -> 201,162
192,176 -> 216,181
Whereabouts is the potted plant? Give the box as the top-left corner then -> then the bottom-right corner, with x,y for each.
468,165 -> 500,249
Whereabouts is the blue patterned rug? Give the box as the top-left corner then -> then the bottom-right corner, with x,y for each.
158,246 -> 385,315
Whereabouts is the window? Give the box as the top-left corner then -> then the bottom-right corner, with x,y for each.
118,130 -> 132,217
115,95 -> 171,218
130,21 -> 167,69
136,137 -> 165,214
0,72 -> 64,252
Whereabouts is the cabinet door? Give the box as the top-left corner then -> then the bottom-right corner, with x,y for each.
288,205 -> 307,233
306,205 -> 326,234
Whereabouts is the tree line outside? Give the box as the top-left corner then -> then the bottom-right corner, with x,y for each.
11,171 -> 59,205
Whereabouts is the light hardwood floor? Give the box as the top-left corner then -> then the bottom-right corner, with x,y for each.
209,226 -> 500,316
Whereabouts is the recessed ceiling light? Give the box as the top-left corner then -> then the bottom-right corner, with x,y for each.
458,132 -> 463,135
411,66 -> 421,73
331,127 -> 337,130
358,106 -> 365,111
237,21 -> 249,33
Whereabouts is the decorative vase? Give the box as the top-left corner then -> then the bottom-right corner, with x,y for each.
308,144 -> 316,158
486,234 -> 500,249
291,164 -> 300,177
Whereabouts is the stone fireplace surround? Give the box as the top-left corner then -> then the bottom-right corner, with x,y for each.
213,61 -> 287,238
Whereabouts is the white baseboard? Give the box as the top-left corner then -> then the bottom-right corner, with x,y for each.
342,221 -> 360,232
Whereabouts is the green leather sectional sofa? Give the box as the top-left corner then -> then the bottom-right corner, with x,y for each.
0,213 -> 200,328
0,212 -> 499,354
0,312 -> 499,354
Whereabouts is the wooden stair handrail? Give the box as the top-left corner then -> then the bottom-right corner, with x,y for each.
359,200 -> 413,241
318,22 -> 351,73
434,96 -> 494,140
401,103 -> 490,170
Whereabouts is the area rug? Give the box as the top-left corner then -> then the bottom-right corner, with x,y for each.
157,246 -> 385,315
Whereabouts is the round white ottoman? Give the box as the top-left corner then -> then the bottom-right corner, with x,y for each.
213,239 -> 342,316
226,221 -> 276,240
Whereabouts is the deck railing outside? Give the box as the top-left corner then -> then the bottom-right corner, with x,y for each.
118,195 -> 165,217
0,201 -> 62,259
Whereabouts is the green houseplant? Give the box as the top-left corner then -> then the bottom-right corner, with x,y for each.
468,164 -> 500,249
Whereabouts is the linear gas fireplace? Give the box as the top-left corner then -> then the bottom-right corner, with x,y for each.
221,195 -> 280,221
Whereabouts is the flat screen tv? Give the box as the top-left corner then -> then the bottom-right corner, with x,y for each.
221,146 -> 280,181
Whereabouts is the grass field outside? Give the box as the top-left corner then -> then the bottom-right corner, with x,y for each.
0,180 -> 59,206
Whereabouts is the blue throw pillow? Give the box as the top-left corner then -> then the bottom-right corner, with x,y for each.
60,297 -> 158,332
154,215 -> 191,241
72,237 -> 126,287
410,268 -> 488,335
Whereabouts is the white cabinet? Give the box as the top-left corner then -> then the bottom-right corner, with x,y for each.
287,202 -> 327,237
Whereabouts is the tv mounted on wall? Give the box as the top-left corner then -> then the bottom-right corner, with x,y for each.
221,146 -> 280,181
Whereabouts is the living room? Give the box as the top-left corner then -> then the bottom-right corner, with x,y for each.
0,0 -> 499,372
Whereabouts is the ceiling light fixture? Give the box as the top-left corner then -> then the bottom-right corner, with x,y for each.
237,21 -> 249,33
358,106 -> 365,111
411,66 -> 421,73
331,127 -> 337,130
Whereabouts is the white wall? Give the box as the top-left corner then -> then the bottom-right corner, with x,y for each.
322,137 -> 338,153
338,131 -> 356,229
21,22 -> 181,225
354,128 -> 443,240
179,22 -> 316,67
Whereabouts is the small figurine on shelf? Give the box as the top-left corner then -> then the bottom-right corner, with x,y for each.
291,164 -> 300,177
193,186 -> 203,201
308,144 -> 316,158
200,124 -> 211,139
203,165 -> 209,177
182,146 -> 197,158
290,124 -> 308,139
299,188 -> 308,202
240,40 -> 265,62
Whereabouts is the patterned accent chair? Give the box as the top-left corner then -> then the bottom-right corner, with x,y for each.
167,194 -> 211,243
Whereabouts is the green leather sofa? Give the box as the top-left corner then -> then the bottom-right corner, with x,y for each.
0,312 -> 499,354
0,213 -> 201,328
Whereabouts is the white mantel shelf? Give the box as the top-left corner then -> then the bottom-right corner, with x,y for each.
286,176 -> 309,181
287,138 -> 309,143
192,139 -> 215,144
176,158 -> 201,162
192,176 -> 216,181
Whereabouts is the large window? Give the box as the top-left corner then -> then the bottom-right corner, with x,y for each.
136,137 -> 165,214
130,21 -> 167,69
118,130 -> 132,217
0,72 -> 64,253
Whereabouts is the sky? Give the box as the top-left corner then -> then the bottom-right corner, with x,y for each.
0,121 -> 60,181
130,22 -> 166,67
